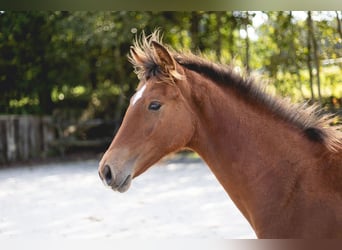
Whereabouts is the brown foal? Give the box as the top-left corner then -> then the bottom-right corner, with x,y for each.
98,31 -> 342,238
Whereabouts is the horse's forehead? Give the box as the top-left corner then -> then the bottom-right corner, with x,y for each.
130,80 -> 177,107
131,84 -> 147,106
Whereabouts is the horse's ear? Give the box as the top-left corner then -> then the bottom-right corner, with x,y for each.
151,41 -> 176,71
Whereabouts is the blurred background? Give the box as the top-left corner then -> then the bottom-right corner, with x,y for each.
1,11 -> 342,164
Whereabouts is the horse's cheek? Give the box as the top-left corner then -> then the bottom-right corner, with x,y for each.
143,123 -> 155,137
143,118 -> 162,138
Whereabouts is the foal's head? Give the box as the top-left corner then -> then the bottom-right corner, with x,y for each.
98,39 -> 195,192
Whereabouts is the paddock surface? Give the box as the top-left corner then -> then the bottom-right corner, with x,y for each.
0,157 -> 256,239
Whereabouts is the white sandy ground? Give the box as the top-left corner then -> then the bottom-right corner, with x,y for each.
0,157 -> 256,239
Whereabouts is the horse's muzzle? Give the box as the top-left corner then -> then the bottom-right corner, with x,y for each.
98,164 -> 132,193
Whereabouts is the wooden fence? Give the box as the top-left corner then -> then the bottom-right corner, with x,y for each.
0,115 -> 55,164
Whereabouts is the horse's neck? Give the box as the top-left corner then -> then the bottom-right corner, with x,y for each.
186,78 -> 327,237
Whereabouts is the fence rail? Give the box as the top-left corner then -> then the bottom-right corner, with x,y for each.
0,115 -> 55,164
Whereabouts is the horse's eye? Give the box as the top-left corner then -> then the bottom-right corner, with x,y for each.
148,101 -> 162,111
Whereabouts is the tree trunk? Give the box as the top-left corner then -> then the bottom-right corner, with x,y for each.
307,11 -> 322,103
336,11 -> 342,40
289,12 -> 305,99
244,12 -> 250,73
227,14 -> 236,60
215,12 -> 222,60
190,12 -> 201,51
89,55 -> 98,90
38,63 -> 54,114
306,11 -> 315,102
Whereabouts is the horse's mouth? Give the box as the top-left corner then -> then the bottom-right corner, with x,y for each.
113,174 -> 132,193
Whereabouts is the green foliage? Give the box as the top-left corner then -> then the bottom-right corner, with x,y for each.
0,11 -> 341,120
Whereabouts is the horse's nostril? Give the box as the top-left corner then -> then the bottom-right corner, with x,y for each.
103,165 -> 113,186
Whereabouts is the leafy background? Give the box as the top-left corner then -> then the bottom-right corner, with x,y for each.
1,11 -> 341,142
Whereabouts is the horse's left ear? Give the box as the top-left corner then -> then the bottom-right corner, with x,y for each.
130,46 -> 146,66
151,41 -> 176,71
